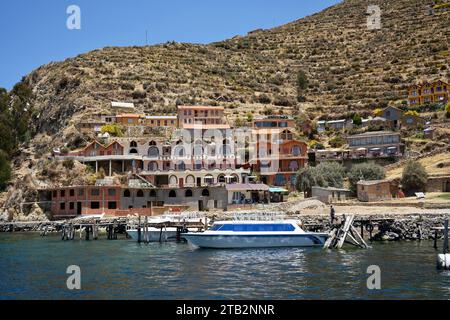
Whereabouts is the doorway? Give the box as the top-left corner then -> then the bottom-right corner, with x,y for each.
76,202 -> 82,216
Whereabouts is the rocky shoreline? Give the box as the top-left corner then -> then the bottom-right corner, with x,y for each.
0,213 -> 448,242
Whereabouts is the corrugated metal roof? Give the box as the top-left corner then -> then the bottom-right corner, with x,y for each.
226,183 -> 270,191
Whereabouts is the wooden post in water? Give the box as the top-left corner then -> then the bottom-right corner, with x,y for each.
85,226 -> 90,241
137,216 -> 142,244
434,229 -> 439,249
93,221 -> 98,240
444,219 -> 449,254
144,216 -> 149,244
159,225 -> 164,243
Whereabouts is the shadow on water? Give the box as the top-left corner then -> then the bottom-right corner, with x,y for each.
0,233 -> 449,299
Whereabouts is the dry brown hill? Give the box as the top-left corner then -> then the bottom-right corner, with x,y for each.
25,0 -> 449,135
2,0 -> 450,221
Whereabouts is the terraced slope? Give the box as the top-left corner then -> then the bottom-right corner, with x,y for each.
25,0 -> 449,135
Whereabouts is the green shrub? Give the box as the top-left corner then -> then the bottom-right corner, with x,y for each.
348,163 -> 386,194
401,160 -> 428,196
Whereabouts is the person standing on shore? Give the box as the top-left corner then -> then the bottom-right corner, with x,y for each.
330,205 -> 335,224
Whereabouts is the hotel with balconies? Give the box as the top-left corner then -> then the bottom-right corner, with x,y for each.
408,80 -> 449,107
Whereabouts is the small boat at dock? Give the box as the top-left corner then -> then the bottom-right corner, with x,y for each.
182,220 -> 329,249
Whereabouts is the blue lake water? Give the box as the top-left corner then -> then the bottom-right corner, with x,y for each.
0,233 -> 449,300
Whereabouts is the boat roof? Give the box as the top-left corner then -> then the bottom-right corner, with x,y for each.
212,220 -> 300,225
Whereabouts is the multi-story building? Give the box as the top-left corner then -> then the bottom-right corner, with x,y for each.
408,80 -> 449,106
249,118 -> 308,187
142,115 -> 178,128
39,177 -> 230,217
116,114 -> 143,126
177,105 -> 230,130
252,116 -> 296,129
347,131 -> 402,157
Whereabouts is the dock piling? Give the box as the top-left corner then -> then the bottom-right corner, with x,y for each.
137,216 -> 142,244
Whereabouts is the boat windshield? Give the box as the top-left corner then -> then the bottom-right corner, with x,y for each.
209,223 -> 295,232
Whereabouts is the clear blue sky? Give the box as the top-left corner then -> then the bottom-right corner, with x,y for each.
0,0 -> 340,90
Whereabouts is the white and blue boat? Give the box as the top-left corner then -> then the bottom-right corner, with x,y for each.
182,220 -> 328,249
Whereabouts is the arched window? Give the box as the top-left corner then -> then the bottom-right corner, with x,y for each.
148,146 -> 159,157
289,160 -> 299,172
136,190 -> 144,197
130,141 -> 138,148
174,146 -> 185,157
204,175 -> 214,185
169,175 -> 178,186
185,189 -> 193,197
218,175 -> 226,183
149,190 -> 156,197
275,174 -> 286,186
169,190 -> 177,198
123,189 -> 131,198
129,148 -> 138,154
148,161 -> 158,171
202,189 -> 210,197
231,174 -> 239,184
149,141 -> 157,146
292,145 -> 301,157
186,175 -> 195,185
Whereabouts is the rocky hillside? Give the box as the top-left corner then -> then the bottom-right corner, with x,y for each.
25,0 -> 449,135
1,0 -> 449,221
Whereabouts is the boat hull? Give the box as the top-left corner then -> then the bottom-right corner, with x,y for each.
182,233 -> 328,249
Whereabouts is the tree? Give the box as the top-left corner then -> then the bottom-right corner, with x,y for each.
404,110 -> 419,117
101,124 -> 124,137
352,113 -> 362,126
401,160 -> 428,196
329,135 -> 346,148
296,162 -> 345,197
348,163 -> 386,194
296,70 -> 308,102
0,89 -> 14,155
10,82 -> 34,145
373,108 -> 382,117
0,151 -> 12,191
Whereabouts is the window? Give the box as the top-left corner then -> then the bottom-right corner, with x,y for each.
130,141 -> 138,147
292,146 -> 301,156
148,146 -> 159,157
202,189 -> 210,197
108,189 -> 116,196
137,190 -> 144,197
69,189 -> 75,197
185,189 -> 193,197
149,190 -> 157,197
60,190 -> 65,197
169,190 -> 177,198
69,202 -> 74,210
91,202 -> 100,209
52,190 -> 57,198
108,202 -> 117,209
60,202 -> 66,210
123,189 -> 131,198
91,189 -> 100,196
78,189 -> 84,197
